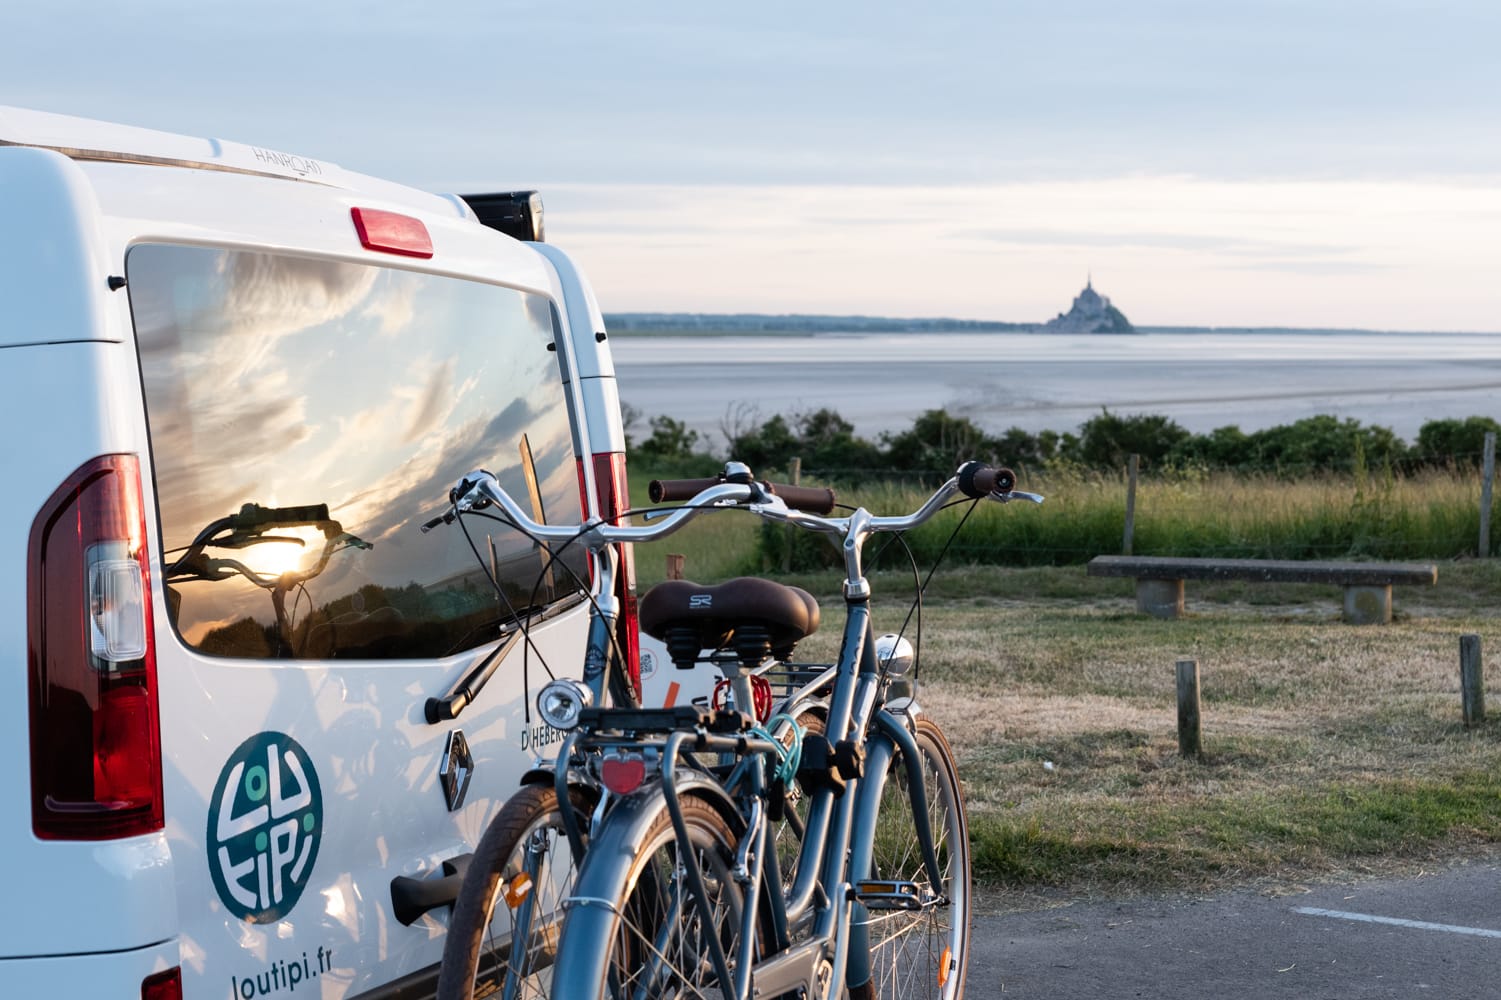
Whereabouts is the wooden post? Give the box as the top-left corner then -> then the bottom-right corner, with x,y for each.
665,553 -> 685,581
781,456 -> 802,574
1176,658 -> 1202,757
1461,634 -> 1485,727
1123,454 -> 1140,556
1481,431 -> 1496,558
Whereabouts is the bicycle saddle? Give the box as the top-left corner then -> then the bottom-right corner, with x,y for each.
639,577 -> 820,667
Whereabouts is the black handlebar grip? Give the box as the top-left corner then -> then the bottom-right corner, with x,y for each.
956,462 -> 1017,499
765,481 -> 837,515
648,477 -> 724,504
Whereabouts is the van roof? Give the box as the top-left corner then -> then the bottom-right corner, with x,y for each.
0,105 -> 471,219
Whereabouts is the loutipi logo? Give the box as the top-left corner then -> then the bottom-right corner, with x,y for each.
208,732 -> 323,924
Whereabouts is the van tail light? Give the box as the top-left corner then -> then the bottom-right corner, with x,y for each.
142,967 -> 183,1000
28,455 -> 164,840
580,451 -> 641,701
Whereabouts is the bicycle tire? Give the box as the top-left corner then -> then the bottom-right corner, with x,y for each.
858,718 -> 971,1000
558,793 -> 748,1000
437,783 -> 592,1000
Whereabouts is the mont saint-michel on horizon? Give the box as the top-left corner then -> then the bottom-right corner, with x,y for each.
1039,277 -> 1135,334
606,278 -> 1143,335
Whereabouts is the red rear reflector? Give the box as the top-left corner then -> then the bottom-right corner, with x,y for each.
351,207 -> 434,258
601,754 -> 646,795
142,967 -> 183,1000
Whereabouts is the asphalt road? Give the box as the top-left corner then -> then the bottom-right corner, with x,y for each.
970,862 -> 1501,998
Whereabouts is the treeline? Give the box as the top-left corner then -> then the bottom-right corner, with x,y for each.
626,407 -> 1501,480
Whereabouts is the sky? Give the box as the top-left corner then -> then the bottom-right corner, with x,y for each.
5,1 -> 1500,330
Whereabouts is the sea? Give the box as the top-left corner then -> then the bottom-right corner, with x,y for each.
609,330 -> 1501,447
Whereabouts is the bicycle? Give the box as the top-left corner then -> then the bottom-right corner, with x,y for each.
437,459 -> 1039,999
435,467 -> 842,1000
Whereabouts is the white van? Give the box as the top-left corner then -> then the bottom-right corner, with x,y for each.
0,106 -> 643,999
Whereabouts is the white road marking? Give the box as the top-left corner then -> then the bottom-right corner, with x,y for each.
1293,907 -> 1501,939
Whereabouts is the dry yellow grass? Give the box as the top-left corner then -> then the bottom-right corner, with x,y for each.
783,573 -> 1501,898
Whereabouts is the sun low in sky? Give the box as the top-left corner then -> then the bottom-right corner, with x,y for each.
6,1 -> 1498,331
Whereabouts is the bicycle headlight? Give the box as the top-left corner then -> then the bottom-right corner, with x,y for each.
874,633 -> 915,677
537,678 -> 592,730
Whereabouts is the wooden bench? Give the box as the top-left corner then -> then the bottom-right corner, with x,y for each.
1086,555 -> 1439,624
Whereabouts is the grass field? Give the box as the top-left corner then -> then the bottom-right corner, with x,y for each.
626,467 -> 1501,900
628,465 -> 1496,580
784,564 -> 1501,902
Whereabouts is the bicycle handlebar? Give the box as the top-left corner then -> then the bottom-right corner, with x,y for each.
442,461 -> 1038,555
230,502 -> 334,530
447,470 -> 759,548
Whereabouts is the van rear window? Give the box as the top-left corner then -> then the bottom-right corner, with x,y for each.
127,244 -> 588,660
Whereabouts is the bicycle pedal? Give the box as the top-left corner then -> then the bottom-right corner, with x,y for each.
851,879 -> 939,911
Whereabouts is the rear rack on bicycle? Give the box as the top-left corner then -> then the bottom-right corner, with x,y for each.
758,661 -> 836,709
578,705 -> 754,735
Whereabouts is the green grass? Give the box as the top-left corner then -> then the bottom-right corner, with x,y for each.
624,462 -> 1501,897
970,768 -> 1501,892
627,463 -> 1499,582
752,564 -> 1501,898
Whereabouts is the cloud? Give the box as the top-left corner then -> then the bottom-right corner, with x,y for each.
962,228 -> 1360,259
402,359 -> 457,445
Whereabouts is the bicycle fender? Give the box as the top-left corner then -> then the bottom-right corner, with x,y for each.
549,773 -> 742,998
517,765 -> 553,787
612,773 -> 743,854
882,696 -> 924,728
516,764 -> 596,789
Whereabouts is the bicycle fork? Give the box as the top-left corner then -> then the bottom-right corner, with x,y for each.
660,729 -> 775,1000
843,709 -> 945,992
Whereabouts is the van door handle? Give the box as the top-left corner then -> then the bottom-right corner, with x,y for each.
390,852 -> 473,926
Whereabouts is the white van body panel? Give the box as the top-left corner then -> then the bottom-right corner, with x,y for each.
0,940 -> 179,996
0,338 -> 179,957
0,106 -> 617,998
0,147 -> 118,348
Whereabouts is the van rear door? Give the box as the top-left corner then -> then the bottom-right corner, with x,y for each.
125,233 -> 594,997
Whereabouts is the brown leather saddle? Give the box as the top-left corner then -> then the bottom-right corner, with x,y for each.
639,577 -> 820,668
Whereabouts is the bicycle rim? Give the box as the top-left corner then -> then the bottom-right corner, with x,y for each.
437,784 -> 588,1000
601,796 -> 746,1000
863,719 -> 971,1000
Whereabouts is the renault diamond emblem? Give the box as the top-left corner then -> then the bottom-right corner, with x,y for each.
439,729 -> 473,812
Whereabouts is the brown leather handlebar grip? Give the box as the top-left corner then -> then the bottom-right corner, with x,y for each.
647,477 -> 723,504
765,482 -> 837,515
647,477 -> 836,514
956,462 -> 1017,499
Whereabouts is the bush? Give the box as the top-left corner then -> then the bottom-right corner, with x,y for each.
1414,416 -> 1501,468
1246,415 -> 1403,475
1069,409 -> 1189,469
881,409 -> 996,480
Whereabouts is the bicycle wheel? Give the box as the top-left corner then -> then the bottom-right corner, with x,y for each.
859,718 -> 971,1000
438,783 -> 591,1000
587,795 -> 748,1000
